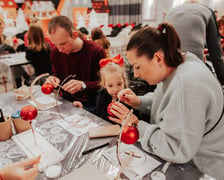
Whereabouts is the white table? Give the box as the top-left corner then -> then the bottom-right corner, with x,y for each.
0,52 -> 33,92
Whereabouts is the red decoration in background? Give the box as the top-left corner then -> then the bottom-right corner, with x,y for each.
124,22 -> 129,27
108,24 -> 114,28
20,105 -> 38,121
41,83 -> 54,95
116,23 -> 122,28
100,25 -> 104,28
130,23 -> 135,28
87,0 -> 109,13
121,125 -> 139,144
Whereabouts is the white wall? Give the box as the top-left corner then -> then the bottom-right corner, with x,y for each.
142,0 -> 224,26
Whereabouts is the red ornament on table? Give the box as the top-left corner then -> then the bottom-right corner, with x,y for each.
20,105 -> 37,121
41,83 -> 54,95
20,105 -> 38,145
121,125 -> 139,144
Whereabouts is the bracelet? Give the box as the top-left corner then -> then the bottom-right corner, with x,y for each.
0,173 -> 3,180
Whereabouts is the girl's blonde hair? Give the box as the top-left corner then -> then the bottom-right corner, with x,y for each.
99,62 -> 128,88
27,24 -> 49,51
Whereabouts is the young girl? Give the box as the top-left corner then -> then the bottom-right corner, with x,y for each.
95,55 -> 127,121
73,54 -> 149,122
25,24 -> 52,85
73,54 -> 126,121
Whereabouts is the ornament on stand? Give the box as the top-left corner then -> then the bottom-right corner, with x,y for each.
30,73 -> 56,110
41,83 -> 54,95
20,105 -> 38,145
115,109 -> 140,179
36,73 -> 76,121
121,125 -> 139,145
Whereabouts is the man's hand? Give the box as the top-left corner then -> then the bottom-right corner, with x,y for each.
62,79 -> 83,94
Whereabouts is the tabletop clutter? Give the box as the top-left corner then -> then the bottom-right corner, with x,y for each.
0,73 -> 211,180
0,73 -> 155,180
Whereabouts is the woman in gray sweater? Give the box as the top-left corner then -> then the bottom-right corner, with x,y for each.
108,23 -> 224,180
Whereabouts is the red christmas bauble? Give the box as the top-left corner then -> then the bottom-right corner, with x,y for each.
13,37 -> 18,44
41,83 -> 54,94
107,102 -> 116,117
20,105 -> 38,121
121,125 -> 139,144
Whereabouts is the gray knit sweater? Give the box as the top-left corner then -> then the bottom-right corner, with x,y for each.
138,53 -> 224,180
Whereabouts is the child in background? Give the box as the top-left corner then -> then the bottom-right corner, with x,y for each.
91,27 -> 110,57
24,24 -> 52,85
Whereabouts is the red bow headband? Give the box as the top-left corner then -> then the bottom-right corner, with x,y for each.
99,54 -> 124,68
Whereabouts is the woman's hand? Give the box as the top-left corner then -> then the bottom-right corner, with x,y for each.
118,88 -> 141,108
0,155 -> 41,180
108,101 -> 139,125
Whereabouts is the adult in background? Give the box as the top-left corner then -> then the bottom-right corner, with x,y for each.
218,17 -> 224,54
0,18 -> 29,88
109,23 -> 224,180
46,16 -> 106,112
165,0 -> 224,85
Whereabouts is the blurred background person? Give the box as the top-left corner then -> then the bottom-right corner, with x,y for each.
218,17 -> 224,55
0,18 -> 29,88
91,27 -> 110,58
165,0 -> 224,85
24,24 -> 52,86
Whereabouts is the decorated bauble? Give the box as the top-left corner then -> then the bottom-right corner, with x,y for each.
20,105 -> 38,121
41,83 -> 54,94
107,101 -> 116,117
121,125 -> 139,144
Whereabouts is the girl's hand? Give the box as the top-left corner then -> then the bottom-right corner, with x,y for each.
118,88 -> 141,108
73,101 -> 83,108
108,101 -> 139,125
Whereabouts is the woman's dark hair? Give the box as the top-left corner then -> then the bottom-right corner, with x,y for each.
126,23 -> 184,67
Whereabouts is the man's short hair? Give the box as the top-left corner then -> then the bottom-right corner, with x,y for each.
48,15 -> 74,37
